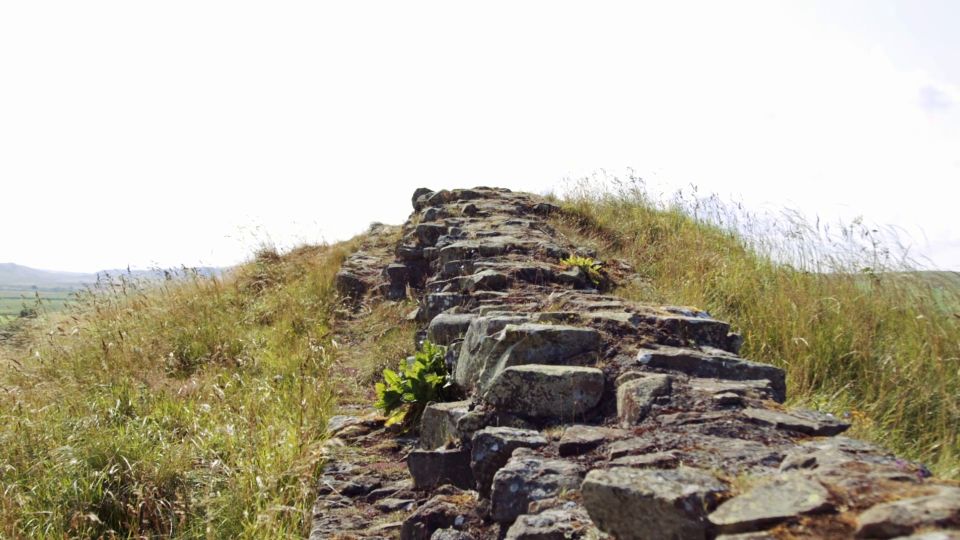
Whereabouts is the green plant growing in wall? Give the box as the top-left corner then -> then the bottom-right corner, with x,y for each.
375,340 -> 452,429
560,255 -> 605,287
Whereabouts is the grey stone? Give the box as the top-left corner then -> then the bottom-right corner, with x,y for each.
505,505 -> 595,540
421,400 -> 471,449
607,438 -> 658,459
408,448 -> 474,490
401,490 -> 478,540
431,530 -> 476,540
582,467 -> 728,540
471,427 -> 548,496
636,347 -> 786,402
856,486 -> 960,538
688,378 -> 778,402
743,407 -> 850,436
483,365 -> 605,420
413,187 -> 434,210
609,452 -> 680,469
422,293 -> 466,322
708,475 -> 832,533
490,451 -> 582,524
376,497 -> 417,512
558,425 -> 629,457
455,320 -> 600,393
616,373 -> 673,426
428,314 -> 478,346
463,269 -> 509,292
383,263 -> 411,300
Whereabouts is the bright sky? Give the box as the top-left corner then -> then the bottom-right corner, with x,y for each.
1,1 -> 958,272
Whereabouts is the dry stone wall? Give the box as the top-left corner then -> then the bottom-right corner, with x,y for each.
322,187 -> 960,540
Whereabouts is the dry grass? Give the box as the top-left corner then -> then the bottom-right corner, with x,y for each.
555,176 -> 960,477
0,240 -> 357,538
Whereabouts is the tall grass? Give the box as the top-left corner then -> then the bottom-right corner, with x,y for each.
0,242 -> 353,538
557,176 -> 960,477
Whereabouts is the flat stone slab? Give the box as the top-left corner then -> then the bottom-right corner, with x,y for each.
483,365 -> 605,420
856,486 -> 960,538
558,425 -> 629,457
743,407 -> 850,436
582,467 -> 728,540
610,451 -> 680,469
636,346 -> 786,402
709,475 -> 832,533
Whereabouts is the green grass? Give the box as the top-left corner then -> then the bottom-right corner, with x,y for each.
0,243 -> 357,538
555,177 -> 960,477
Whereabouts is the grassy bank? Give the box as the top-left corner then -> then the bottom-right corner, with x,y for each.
0,243 -> 353,538
556,178 -> 960,477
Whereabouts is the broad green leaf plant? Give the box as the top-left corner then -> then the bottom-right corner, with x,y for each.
375,340 -> 452,429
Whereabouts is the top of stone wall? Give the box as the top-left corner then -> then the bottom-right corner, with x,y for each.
323,187 -> 958,540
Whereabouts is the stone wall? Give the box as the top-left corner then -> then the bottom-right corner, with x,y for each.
324,187 -> 959,540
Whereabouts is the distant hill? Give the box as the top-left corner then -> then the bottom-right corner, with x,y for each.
0,263 -> 223,291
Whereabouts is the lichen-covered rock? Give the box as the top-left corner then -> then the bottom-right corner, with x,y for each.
636,346 -> 786,402
431,529 -> 476,540
856,486 -> 960,538
581,467 -> 728,540
401,489 -> 479,540
455,321 -> 600,393
462,269 -> 509,292
616,373 -> 673,426
505,504 -> 597,539
483,365 -> 605,419
420,401 -> 471,449
428,313 -> 478,346
470,427 -> 548,496
490,450 -> 582,524
708,475 -> 832,533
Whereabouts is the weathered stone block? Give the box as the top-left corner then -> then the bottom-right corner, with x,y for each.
420,400 -> 471,450
470,427 -> 547,497
483,365 -> 605,420
454,320 -> 599,393
582,467 -> 728,540
490,451 -> 582,524
428,313 -> 477,346
616,373 -> 673,426
709,475 -> 832,534
408,448 -> 474,490
636,346 -> 786,402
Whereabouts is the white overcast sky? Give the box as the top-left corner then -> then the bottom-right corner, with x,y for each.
1,1 -> 958,272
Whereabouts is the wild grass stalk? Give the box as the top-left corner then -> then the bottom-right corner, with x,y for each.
556,175 -> 960,477
0,242 -> 354,538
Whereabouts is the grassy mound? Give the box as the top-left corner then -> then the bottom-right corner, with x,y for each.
556,178 -> 960,477
0,243 -> 352,538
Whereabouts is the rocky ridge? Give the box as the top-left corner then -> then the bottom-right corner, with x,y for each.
312,187 -> 959,539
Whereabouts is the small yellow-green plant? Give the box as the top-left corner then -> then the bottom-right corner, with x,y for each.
560,255 -> 604,286
375,340 -> 451,429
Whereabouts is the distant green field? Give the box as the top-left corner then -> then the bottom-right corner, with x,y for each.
0,288 -> 75,324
